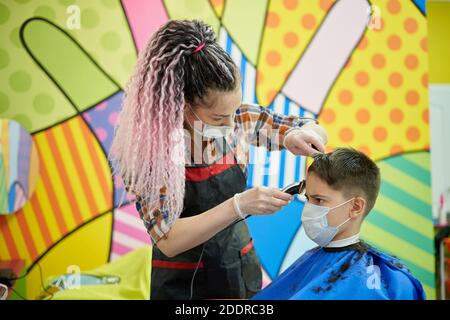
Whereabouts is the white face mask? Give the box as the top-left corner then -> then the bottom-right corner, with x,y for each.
301,198 -> 354,247
188,106 -> 234,139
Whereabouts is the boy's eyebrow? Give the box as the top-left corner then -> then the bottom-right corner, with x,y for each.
307,193 -> 329,199
213,113 -> 231,117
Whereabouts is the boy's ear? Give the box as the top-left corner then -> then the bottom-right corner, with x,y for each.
349,196 -> 366,219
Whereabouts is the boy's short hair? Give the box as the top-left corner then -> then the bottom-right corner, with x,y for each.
308,147 -> 381,215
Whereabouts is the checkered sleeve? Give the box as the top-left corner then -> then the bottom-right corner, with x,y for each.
235,103 -> 307,151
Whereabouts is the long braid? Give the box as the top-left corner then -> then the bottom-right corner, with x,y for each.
109,20 -> 239,227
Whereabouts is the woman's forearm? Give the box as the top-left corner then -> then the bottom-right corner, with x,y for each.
155,197 -> 239,257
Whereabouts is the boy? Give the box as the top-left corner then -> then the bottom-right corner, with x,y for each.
253,148 -> 425,300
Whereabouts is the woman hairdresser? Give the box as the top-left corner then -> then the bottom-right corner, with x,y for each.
110,19 -> 328,299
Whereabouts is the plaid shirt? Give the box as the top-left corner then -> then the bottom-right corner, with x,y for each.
130,103 -> 308,243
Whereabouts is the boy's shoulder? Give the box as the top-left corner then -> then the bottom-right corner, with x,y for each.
364,244 -> 426,299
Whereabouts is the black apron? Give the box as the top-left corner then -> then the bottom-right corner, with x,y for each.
150,137 -> 262,299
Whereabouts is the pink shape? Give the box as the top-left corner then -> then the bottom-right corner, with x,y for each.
282,0 -> 370,114
121,0 -> 169,52
108,112 -> 119,126
95,127 -> 108,141
96,101 -> 108,111
114,174 -> 124,188
119,203 -> 139,216
114,219 -> 150,244
14,184 -> 26,212
83,113 -> 92,122
111,241 -> 133,256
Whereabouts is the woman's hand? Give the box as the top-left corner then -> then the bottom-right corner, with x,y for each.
235,186 -> 293,216
283,122 -> 328,156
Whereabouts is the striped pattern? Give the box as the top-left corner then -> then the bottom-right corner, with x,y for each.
218,27 -> 314,190
0,116 -> 112,264
110,203 -> 151,261
0,120 -> 39,214
361,152 -> 436,299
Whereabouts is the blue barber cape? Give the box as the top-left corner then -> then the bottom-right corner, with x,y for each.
252,242 -> 425,300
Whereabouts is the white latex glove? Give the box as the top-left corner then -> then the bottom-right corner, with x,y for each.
283,122 -> 328,156
233,186 -> 293,218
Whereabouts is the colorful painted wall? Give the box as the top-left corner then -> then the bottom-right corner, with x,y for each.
0,0 -> 435,299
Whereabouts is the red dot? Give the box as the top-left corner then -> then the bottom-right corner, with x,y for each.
387,0 -> 401,14
266,11 -> 280,28
389,72 -> 403,88
373,90 -> 387,106
390,145 -> 403,155
266,51 -> 281,66
339,90 -> 353,105
284,0 -> 298,10
422,73 -> 428,88
256,70 -> 264,85
283,32 -> 299,48
374,127 -> 388,142
389,108 -> 404,124
340,127 -> 354,143
355,71 -> 369,86
421,37 -> 428,52
388,35 -> 402,51
405,54 -> 419,70
302,14 -> 317,30
406,127 -> 420,142
372,54 -> 386,69
319,0 -> 334,11
356,108 -> 371,124
406,90 -> 420,106
404,18 -> 418,34
358,36 -> 368,50
320,109 -> 336,124
266,90 -> 277,102
344,58 -> 352,69
358,146 -> 371,157
422,109 -> 429,124
325,145 -> 335,153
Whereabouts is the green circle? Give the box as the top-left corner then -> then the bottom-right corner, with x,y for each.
10,27 -> 21,48
0,92 -> 10,114
102,0 -> 117,9
0,49 -> 9,69
34,6 -> 56,21
33,93 -> 55,114
122,52 -> 136,72
101,31 -> 121,50
0,3 -> 10,24
12,114 -> 32,131
9,71 -> 32,92
82,8 -> 100,29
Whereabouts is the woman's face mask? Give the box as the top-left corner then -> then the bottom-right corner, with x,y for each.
188,105 -> 234,139
301,198 -> 354,247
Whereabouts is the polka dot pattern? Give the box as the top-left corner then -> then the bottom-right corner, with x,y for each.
318,0 -> 429,160
0,0 -> 136,132
257,0 -> 330,105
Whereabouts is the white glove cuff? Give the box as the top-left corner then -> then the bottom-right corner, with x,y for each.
232,193 -> 247,219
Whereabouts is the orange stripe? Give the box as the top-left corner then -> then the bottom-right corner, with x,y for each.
29,193 -> 53,247
0,216 -> 20,258
62,122 -> 98,218
37,137 -> 68,235
80,121 -> 111,209
46,129 -> 84,225
15,209 -> 39,260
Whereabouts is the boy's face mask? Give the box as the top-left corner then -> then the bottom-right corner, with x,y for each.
188,105 -> 234,139
301,198 -> 354,247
